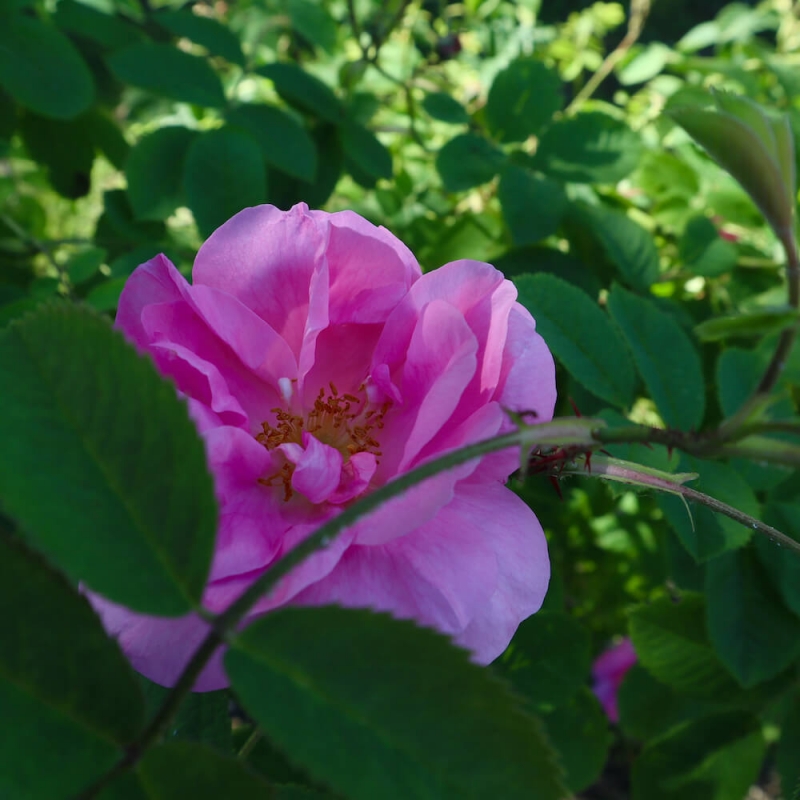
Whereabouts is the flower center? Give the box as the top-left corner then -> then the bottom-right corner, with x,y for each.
256,381 -> 390,501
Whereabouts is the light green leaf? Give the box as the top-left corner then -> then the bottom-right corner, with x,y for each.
226,606 -> 567,800
286,0 -> 337,52
421,92 -> 470,125
695,307 -> 799,342
0,304 -> 217,615
155,10 -> 245,65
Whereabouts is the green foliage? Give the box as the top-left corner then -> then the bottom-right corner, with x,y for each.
3,0 -> 800,796
0,304 -> 217,615
226,606 -> 567,800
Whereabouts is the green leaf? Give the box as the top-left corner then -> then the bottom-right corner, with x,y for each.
83,109 -> 131,171
85,276 -> 132,312
421,92 -> 470,125
257,63 -> 343,123
107,43 -> 226,107
0,304 -> 217,615
126,126 -> 198,221
516,273 -> 636,408
777,691 -> 800,800
754,503 -> 800,617
575,204 -> 660,290
140,679 -> 231,752
493,611 -> 591,708
679,216 -> 738,277
67,247 -> 107,285
155,10 -> 245,65
706,547 -> 800,687
286,0 -> 337,53
533,112 -> 643,183
658,459 -> 756,562
0,535 -> 144,798
134,742 -> 275,796
670,101 -> 795,232
20,112 -> 94,199
607,285 -> 705,429
340,120 -> 392,180
493,246 -> 602,297
695,307 -> 799,342
53,0 -> 143,49
631,711 -> 765,800
0,15 -> 94,119
498,166 -> 566,246
226,606 -> 567,800
227,104 -> 317,182
484,58 -> 562,142
540,688 -> 611,793
436,133 -> 507,192
183,128 -> 266,238
629,593 -> 742,701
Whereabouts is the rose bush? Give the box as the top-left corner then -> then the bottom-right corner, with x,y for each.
592,638 -> 637,722
91,203 -> 556,690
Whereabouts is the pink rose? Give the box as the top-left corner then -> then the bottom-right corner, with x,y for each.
592,638 -> 637,722
91,203 -> 556,690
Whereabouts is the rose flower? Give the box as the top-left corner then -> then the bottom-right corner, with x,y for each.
592,638 -> 637,722
91,203 -> 556,690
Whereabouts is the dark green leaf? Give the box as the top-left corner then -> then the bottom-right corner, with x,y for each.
631,711 -> 765,800
516,273 -> 636,408
287,0 -> 337,53
0,15 -> 94,118
54,0 -> 143,49
575,204 -> 660,290
706,547 -> 800,687
0,536 -> 144,798
658,459 -> 756,562
777,691 -> 800,800
20,112 -> 94,199
421,92 -> 470,125
498,166 -> 566,246
140,678 -> 231,752
755,503 -> 800,616
629,593 -> 742,700
99,189 -> 167,246
540,688 -> 610,793
83,110 -> 131,170
155,10 -> 245,65
533,112 -> 643,183
226,606 -> 567,800
607,285 -> 705,429
135,742 -> 274,796
227,104 -> 317,182
340,120 -> 392,180
233,725 -> 315,788
183,128 -> 266,238
257,63 -> 343,123
679,216 -> 738,277
67,247 -> 107,285
436,133 -> 507,192
126,126 -> 198,221
0,304 -> 217,615
107,43 -> 226,107
493,246 -> 602,297
485,58 -> 561,143
494,611 -> 590,708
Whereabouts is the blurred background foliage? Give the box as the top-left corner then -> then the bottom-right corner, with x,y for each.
2,0 -> 800,797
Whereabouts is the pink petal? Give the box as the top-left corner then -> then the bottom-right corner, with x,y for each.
280,433 -> 343,504
452,483 -> 550,664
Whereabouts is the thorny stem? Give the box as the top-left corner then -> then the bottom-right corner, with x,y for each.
566,0 -> 651,114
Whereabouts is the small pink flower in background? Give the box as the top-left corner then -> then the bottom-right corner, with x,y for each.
91,203 -> 556,690
592,637 -> 637,722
